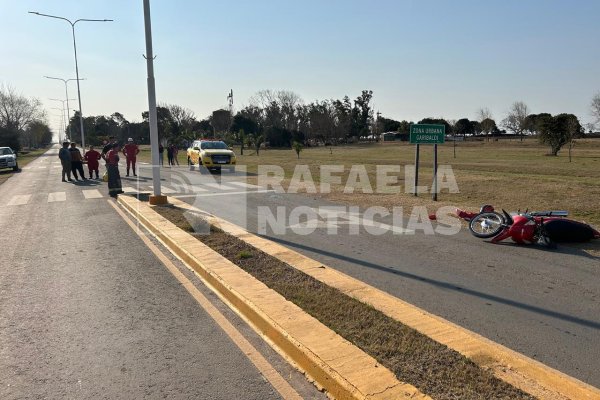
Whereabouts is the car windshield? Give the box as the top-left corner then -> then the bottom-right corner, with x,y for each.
200,141 -> 228,150
1,148 -> 14,155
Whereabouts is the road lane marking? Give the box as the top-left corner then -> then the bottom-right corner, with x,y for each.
191,186 -> 208,193
201,182 -> 226,190
47,192 -> 66,202
7,194 -> 32,206
82,189 -> 103,199
172,189 -> 274,199
110,200 -> 303,400
122,186 -> 142,193
226,181 -> 262,189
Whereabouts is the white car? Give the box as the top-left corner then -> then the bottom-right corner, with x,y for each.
0,147 -> 18,171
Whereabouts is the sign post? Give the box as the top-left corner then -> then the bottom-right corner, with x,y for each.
409,124 -> 445,200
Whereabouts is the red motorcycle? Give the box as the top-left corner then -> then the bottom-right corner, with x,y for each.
456,205 -> 600,246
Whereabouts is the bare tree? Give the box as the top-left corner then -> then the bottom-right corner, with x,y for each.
0,84 -> 45,132
477,107 -> 495,141
591,92 -> 600,128
502,101 -> 529,141
249,90 -> 303,131
476,107 -> 492,122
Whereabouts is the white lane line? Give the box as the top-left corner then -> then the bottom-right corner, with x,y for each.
82,189 -> 103,199
147,186 -> 176,194
37,166 -> 48,169
47,192 -> 66,202
7,194 -> 32,206
226,181 -> 262,189
123,186 -> 140,193
172,189 -> 274,199
191,186 -> 208,193
160,187 -> 177,194
202,182 -> 227,190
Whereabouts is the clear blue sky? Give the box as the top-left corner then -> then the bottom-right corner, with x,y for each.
1,0 -> 599,134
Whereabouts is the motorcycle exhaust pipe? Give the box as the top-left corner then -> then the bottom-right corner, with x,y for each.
502,209 -> 514,226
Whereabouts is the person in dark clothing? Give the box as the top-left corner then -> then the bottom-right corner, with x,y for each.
58,141 -> 72,182
167,144 -> 175,166
158,144 -> 164,166
69,142 -> 86,181
106,144 -> 123,197
102,136 -> 117,157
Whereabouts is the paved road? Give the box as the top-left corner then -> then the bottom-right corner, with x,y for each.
0,147 -> 324,399
134,163 -> 600,388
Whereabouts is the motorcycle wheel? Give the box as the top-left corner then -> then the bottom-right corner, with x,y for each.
469,212 -> 505,238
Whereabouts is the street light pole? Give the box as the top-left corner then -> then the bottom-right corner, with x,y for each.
44,76 -> 85,139
143,0 -> 165,205
30,11 -> 112,152
49,98 -> 75,142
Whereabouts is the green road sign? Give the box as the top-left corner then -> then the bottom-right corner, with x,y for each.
409,124 -> 446,144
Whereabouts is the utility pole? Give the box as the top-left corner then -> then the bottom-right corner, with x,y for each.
143,0 -> 166,205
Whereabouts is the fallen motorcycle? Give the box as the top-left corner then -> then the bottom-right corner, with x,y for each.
455,205 -> 600,246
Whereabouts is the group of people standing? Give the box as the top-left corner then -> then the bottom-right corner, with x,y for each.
58,137 -> 140,198
58,142 -> 101,181
158,143 -> 179,166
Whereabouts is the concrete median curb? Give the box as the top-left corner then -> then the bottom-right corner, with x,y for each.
166,196 -> 600,400
117,195 -> 429,400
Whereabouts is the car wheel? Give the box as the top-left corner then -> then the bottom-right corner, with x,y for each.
13,163 -> 18,172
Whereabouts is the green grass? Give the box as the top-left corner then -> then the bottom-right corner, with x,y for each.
135,139 -> 600,227
0,147 -> 52,186
234,138 -> 600,226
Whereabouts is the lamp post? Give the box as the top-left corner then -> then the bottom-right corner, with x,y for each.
49,98 -> 75,142
44,76 -> 85,139
143,0 -> 166,205
51,109 -> 65,144
30,11 -> 112,152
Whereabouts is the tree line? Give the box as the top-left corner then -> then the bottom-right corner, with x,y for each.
4,81 -> 599,159
66,90 -> 600,158
0,84 -> 52,152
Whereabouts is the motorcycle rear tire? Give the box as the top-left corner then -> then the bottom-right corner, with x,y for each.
469,211 -> 505,238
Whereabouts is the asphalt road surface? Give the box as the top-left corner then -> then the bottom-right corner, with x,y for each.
135,162 -> 600,388
0,147 -> 324,399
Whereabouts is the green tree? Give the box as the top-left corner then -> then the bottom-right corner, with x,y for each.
210,109 -> 231,136
351,90 -> 374,138
480,118 -> 497,141
292,141 -> 303,159
0,127 -> 21,152
537,113 -> 583,156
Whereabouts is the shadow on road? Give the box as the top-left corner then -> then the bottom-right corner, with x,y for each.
267,236 -> 600,330
490,240 -> 600,262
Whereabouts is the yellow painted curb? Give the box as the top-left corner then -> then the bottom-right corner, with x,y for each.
117,195 -> 429,400
167,197 -> 600,400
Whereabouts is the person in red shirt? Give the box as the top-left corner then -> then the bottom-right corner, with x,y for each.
122,138 -> 140,177
84,145 -> 102,179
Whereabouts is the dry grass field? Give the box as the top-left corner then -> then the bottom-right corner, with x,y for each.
138,138 -> 600,227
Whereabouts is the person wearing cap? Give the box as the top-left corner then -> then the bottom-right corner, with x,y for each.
122,138 -> 139,177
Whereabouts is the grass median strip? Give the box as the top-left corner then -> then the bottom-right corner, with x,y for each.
153,204 -> 535,400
